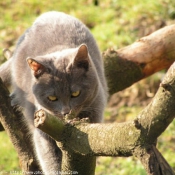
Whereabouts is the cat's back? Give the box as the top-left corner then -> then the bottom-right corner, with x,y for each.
16,11 -> 100,57
12,11 -> 107,93
14,11 -> 103,75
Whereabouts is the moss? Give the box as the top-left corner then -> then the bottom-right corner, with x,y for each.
103,50 -> 143,94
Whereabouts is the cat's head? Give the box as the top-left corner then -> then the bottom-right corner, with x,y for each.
27,44 -> 99,120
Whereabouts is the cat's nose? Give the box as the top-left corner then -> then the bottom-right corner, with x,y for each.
61,107 -> 70,116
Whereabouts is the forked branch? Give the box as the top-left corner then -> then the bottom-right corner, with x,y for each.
34,61 -> 175,174
104,24 -> 175,94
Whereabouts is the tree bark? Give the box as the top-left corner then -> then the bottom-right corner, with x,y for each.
134,145 -> 174,175
104,24 -> 175,94
0,79 -> 40,173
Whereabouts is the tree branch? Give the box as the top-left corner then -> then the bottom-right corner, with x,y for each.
134,145 -> 175,175
34,58 -> 175,155
34,61 -> 175,174
0,79 -> 40,173
104,24 -> 175,94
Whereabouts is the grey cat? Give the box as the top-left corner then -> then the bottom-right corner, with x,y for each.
0,11 -> 108,173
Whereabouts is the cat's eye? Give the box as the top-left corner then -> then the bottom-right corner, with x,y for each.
47,96 -> 58,101
71,91 -> 80,98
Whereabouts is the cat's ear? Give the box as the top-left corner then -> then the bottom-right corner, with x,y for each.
27,58 -> 46,78
74,44 -> 89,71
3,48 -> 12,60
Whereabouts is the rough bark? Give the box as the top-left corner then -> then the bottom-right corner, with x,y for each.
104,24 -> 175,94
0,79 -> 40,173
134,145 -> 174,175
60,149 -> 96,175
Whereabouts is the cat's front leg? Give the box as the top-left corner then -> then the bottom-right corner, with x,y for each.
34,128 -> 62,174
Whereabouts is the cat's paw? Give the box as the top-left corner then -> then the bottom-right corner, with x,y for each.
63,110 -> 90,125
80,117 -> 90,123
64,110 -> 77,122
65,116 -> 90,125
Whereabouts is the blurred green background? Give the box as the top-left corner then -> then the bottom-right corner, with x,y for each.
0,0 -> 175,174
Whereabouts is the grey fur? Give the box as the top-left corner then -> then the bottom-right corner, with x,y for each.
0,11 -> 108,173
0,59 -> 12,87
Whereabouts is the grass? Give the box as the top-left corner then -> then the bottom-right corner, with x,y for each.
1,0 -> 175,58
0,0 -> 175,174
0,132 -> 20,172
96,157 -> 146,175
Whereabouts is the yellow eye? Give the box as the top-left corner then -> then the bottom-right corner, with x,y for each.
71,91 -> 80,97
48,96 -> 58,101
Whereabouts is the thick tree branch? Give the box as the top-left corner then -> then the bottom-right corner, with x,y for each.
0,79 -> 40,173
104,24 -> 175,94
35,110 -> 137,156
134,145 -> 175,175
60,148 -> 96,175
35,59 -> 175,155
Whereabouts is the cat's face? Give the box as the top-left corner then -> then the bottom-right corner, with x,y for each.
27,44 -> 98,119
